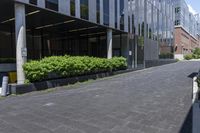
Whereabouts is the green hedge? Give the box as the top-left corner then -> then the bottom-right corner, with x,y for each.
184,48 -> 200,60
159,53 -> 174,59
23,56 -> 127,82
184,54 -> 193,60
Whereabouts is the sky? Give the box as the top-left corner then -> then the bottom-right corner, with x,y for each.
185,0 -> 200,15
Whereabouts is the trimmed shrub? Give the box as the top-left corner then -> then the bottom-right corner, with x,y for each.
23,56 -> 127,82
184,48 -> 200,60
184,54 -> 193,60
159,53 -> 174,59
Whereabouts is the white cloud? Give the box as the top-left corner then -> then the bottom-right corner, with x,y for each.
188,4 -> 197,15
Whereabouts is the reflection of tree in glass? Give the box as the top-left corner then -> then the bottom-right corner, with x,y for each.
80,0 -> 88,20
70,0 -> 75,16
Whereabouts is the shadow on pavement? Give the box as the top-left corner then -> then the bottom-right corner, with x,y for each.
179,106 -> 192,133
188,72 -> 198,79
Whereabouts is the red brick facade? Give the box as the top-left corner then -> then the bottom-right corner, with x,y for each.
174,26 -> 200,55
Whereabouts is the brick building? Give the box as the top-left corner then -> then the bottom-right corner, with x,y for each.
173,0 -> 200,60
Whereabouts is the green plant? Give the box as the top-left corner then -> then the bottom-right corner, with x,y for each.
159,53 -> 174,59
193,48 -> 200,56
184,54 -> 193,60
184,48 -> 200,60
23,56 -> 127,82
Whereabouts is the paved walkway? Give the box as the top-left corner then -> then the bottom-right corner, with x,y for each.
0,61 -> 199,133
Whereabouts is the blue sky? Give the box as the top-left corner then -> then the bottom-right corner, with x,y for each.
185,0 -> 200,14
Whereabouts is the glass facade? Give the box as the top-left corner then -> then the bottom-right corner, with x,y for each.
0,0 -> 176,69
115,0 -> 118,28
103,0 -> 109,26
45,0 -> 58,11
96,0 -> 100,24
29,0 -> 37,5
174,0 -> 200,38
120,0 -> 125,30
80,0 -> 89,20
70,0 -> 75,16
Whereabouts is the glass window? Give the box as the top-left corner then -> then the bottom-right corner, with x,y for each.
120,0 -> 124,30
115,0 -> 118,28
45,0 -> 58,11
153,7 -> 158,40
128,16 -> 130,32
175,7 -> 181,14
30,0 -> 37,5
147,1 -> 152,39
103,0 -> 109,26
132,15 -> 135,34
70,0 -> 75,16
80,0 -> 89,20
96,0 -> 100,23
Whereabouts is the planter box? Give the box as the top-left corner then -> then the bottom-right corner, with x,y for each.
9,69 -> 139,95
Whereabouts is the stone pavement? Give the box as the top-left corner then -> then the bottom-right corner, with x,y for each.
0,61 -> 199,133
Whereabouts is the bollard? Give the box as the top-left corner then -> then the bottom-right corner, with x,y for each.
1,76 -> 8,97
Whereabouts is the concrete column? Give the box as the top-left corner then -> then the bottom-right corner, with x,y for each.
135,36 -> 138,68
75,0 -> 80,18
58,0 -> 70,15
37,0 -> 45,8
144,0 -> 147,66
15,3 -> 27,84
107,29 -> 112,59
89,0 -> 96,23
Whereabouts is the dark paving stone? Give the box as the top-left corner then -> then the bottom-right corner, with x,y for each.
0,61 -> 199,133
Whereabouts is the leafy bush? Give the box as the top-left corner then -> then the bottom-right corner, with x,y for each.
159,53 -> 174,59
193,48 -> 200,56
23,56 -> 127,82
184,54 -> 193,60
184,48 -> 200,60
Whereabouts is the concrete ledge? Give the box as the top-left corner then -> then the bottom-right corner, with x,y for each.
145,59 -> 177,68
8,68 -> 140,95
174,54 -> 184,60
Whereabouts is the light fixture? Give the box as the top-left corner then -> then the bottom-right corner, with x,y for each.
26,10 -> 40,16
80,32 -> 105,37
35,20 -> 75,30
1,18 -> 15,24
35,24 -> 54,29
69,26 -> 98,32
1,10 -> 40,24
63,20 -> 75,24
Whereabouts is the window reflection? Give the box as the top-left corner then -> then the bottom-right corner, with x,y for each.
103,0 -> 109,26
80,0 -> 88,20
45,0 -> 58,11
